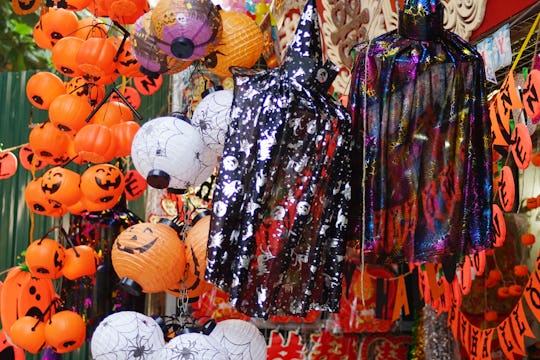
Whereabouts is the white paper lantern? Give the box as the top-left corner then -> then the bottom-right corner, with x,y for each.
131,115 -> 215,190
191,88 -> 234,168
208,319 -> 267,359
157,332 -> 229,360
91,311 -> 165,360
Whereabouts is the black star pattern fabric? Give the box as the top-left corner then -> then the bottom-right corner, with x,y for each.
205,0 -> 353,318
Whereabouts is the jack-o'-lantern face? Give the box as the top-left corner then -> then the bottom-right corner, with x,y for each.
41,167 -> 82,207
25,238 -> 66,279
115,225 -> 158,254
80,164 -> 125,204
18,276 -> 57,321
19,144 -> 47,171
25,178 -> 68,218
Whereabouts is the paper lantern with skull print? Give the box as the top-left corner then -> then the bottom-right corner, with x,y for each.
111,220 -> 187,295
131,115 -> 213,191
91,311 -> 165,360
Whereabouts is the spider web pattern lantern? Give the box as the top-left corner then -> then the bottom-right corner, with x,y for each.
191,88 -> 233,169
208,319 -> 267,359
131,115 -> 213,191
158,332 -> 229,360
91,311 -> 165,360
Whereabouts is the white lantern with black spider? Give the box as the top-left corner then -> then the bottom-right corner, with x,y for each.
131,115 -> 214,191
157,331 -> 229,360
90,311 -> 165,360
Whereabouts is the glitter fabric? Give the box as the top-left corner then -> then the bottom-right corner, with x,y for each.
205,0 -> 353,318
347,0 -> 492,265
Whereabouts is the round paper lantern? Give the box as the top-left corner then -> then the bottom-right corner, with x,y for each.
77,37 -> 118,78
110,120 -> 141,157
90,101 -> 134,127
498,165 -> 515,212
40,8 -> 79,46
208,319 -> 267,359
111,221 -> 187,294
80,163 -> 125,205
151,0 -> 222,60
75,16 -> 108,39
204,10 -> 263,78
26,71 -> 66,110
511,123 -> 532,169
0,151 -> 18,180
52,36 -> 84,77
131,115 -> 210,190
25,238 -> 66,279
158,332 -> 229,360
191,88 -> 233,164
65,76 -> 106,106
62,245 -> 99,280
41,166 -> 83,206
9,316 -> 46,354
523,69 -> 540,123
73,123 -> 117,163
25,178 -> 68,217
44,310 -> 86,354
91,311 -> 165,360
181,213 -> 211,297
28,121 -> 71,165
132,12 -> 192,75
49,93 -> 93,134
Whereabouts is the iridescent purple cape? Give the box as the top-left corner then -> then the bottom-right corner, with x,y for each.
347,0 -> 492,266
205,0 -> 353,318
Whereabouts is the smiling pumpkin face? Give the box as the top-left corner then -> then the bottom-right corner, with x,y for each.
40,166 -> 82,206
111,221 -> 186,294
80,164 -> 125,205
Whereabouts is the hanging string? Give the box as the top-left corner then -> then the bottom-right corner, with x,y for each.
510,11 -> 540,73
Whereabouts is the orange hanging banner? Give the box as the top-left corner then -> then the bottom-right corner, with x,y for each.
458,256 -> 472,295
479,328 -> 495,360
492,204 -> 506,247
460,314 -> 471,355
470,251 -> 486,276
497,318 -> 526,358
424,263 -> 444,301
498,73 -> 523,115
469,325 -> 482,359
490,97 -> 511,147
451,277 -> 462,307
523,258 -> 540,322
509,300 -> 536,354
391,275 -> 410,322
448,305 -> 460,340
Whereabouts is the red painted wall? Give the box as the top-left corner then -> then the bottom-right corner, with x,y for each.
470,0 -> 538,40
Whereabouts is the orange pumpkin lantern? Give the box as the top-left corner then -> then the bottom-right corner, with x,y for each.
33,20 -> 54,50
111,86 -> 142,110
25,238 -> 66,279
521,233 -> 536,245
108,0 -> 149,25
497,286 -> 510,298
44,310 -> 86,354
508,284 -> 523,297
80,163 -> 125,205
52,36 -> 84,77
19,144 -> 47,171
77,37 -> 118,78
40,8 -> 79,46
514,264 -> 529,277
62,245 -> 100,280
0,151 -> 18,180
49,93 -> 93,134
532,153 -> 540,167
26,71 -> 66,110
10,316 -> 47,354
40,166 -> 83,206
484,310 -> 498,322
526,197 -> 539,210
112,220 -> 187,295
75,16 -> 108,39
87,0 -> 108,17
110,120 -> 140,157
73,123 -> 117,163
12,0 -> 41,14
65,0 -> 93,11
111,39 -> 144,78
25,178 -> 68,218
204,10 -> 264,78
90,101 -> 134,127
182,213 -> 211,298
0,330 -> 25,359
28,121 -> 71,165
66,76 -> 106,106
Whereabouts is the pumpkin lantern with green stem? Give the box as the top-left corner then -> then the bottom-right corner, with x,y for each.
112,220 -> 187,295
80,163 -> 125,206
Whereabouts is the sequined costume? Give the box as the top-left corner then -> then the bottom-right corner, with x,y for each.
205,0 -> 352,318
347,0 -> 492,266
